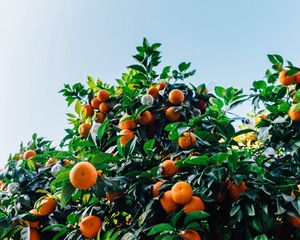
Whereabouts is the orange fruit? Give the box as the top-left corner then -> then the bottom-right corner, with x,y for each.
45,158 -> 57,167
137,110 -> 152,125
160,190 -> 179,213
79,215 -> 102,238
291,184 -> 300,197
97,89 -> 110,102
157,82 -> 167,91
180,229 -> 201,240
171,181 -> 193,204
36,196 -> 56,216
152,180 -> 165,197
147,86 -> 160,98
27,209 -> 39,228
288,104 -> 300,122
165,107 -> 181,122
106,192 -> 123,202
287,215 -> 300,228
178,132 -> 197,149
78,123 -> 91,137
70,162 -> 97,190
63,160 -> 74,166
227,181 -> 247,200
183,196 -> 205,214
295,72 -> 300,84
81,104 -> 94,118
91,97 -> 101,109
118,114 -> 136,130
30,228 -> 40,240
95,112 -> 106,123
99,102 -> 110,113
287,185 -> 300,228
279,70 -> 295,86
23,150 -> 36,160
119,129 -> 135,146
169,89 -> 185,105
162,160 -> 179,177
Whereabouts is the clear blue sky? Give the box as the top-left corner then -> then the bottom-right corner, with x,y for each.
1,1 -> 300,167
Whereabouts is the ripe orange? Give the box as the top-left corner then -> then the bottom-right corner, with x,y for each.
63,159 -> 74,166
180,229 -> 201,240
288,104 -> 300,122
27,209 -> 39,228
291,184 -> 300,197
23,150 -> 36,160
118,114 -> 136,130
162,160 -> 179,178
30,228 -> 40,240
70,162 -> 97,190
81,104 -> 94,118
147,86 -> 160,98
91,97 -> 101,109
279,70 -> 295,86
288,185 -> 300,228
227,181 -> 247,200
95,112 -> 106,123
79,215 -> 102,238
157,82 -> 167,91
106,192 -> 123,202
171,181 -> 193,204
178,132 -> 197,149
36,196 -> 56,216
99,102 -> 110,113
183,196 -> 205,214
165,107 -> 181,122
137,110 -> 152,125
45,158 -> 57,167
169,89 -> 185,105
152,180 -> 165,197
78,123 -> 91,137
97,89 -> 110,102
119,129 -> 135,146
295,72 -> 300,84
287,215 -> 300,228
160,190 -> 179,213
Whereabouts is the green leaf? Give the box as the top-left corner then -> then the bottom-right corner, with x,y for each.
210,98 -> 224,109
147,223 -> 175,236
253,80 -> 267,90
128,65 -> 147,74
183,211 -> 209,226
185,156 -> 209,166
215,86 -> 225,98
171,210 -> 184,227
121,232 -> 136,240
42,224 -> 65,232
61,181 -> 75,207
254,234 -> 268,240
75,99 -> 82,115
98,119 -> 110,142
53,226 -> 69,240
144,139 -> 156,155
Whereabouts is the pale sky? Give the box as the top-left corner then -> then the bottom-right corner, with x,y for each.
1,1 -> 300,167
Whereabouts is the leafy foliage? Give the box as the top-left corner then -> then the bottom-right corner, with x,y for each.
0,41 -> 299,240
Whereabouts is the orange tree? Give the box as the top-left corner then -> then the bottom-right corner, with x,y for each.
0,39 -> 299,240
